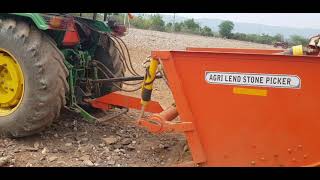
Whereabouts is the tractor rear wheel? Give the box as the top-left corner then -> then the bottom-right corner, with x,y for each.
94,34 -> 125,97
0,18 -> 68,137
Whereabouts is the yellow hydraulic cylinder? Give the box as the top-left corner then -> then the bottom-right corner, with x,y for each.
141,58 -> 159,109
292,45 -> 304,56
279,45 -> 305,56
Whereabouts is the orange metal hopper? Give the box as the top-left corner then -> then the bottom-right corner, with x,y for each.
140,47 -> 320,167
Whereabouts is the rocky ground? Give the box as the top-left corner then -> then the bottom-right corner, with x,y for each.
0,28 -> 277,167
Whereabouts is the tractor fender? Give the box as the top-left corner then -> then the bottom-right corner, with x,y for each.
3,13 -> 49,30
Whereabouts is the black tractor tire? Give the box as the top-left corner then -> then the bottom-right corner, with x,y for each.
94,34 -> 125,97
0,18 -> 68,137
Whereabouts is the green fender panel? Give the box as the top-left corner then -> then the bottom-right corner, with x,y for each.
5,13 -> 112,33
9,13 -> 49,30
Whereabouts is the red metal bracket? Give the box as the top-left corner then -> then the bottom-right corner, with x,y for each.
90,92 -> 163,113
137,106 -> 194,133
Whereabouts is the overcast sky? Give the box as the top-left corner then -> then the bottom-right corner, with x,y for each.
159,13 -> 320,29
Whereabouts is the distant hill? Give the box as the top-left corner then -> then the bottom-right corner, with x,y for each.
134,13 -> 320,39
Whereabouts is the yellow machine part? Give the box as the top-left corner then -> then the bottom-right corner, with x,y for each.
141,58 -> 159,106
292,45 -> 304,56
0,49 -> 24,117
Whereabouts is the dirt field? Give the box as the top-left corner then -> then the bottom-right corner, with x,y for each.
0,28 -> 277,167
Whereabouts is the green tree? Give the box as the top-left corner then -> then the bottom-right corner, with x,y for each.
130,15 -> 150,29
289,35 -> 308,46
200,26 -> 213,36
232,32 -> 247,40
218,21 -> 234,38
149,14 -> 165,31
182,19 -> 200,33
274,33 -> 284,42
173,22 -> 182,32
165,22 -> 173,32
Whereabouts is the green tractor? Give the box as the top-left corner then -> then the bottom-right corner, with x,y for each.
0,13 -> 131,137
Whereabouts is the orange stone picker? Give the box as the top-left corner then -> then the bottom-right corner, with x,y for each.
136,38 -> 320,166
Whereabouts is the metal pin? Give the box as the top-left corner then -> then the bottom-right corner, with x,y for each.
139,106 -> 145,119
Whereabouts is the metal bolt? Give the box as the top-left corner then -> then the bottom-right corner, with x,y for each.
288,148 -> 292,154
10,88 -> 14,92
297,145 -> 303,149
250,161 -> 256,166
303,154 -> 308,159
292,158 -> 296,162
260,157 -> 265,161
